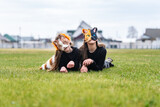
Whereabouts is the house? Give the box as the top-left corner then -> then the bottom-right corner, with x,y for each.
12,35 -> 21,42
20,37 -> 52,48
67,21 -> 118,48
1,34 -> 53,49
67,21 -> 104,48
11,35 -> 22,48
136,28 -> 160,49
3,34 -> 19,48
21,36 -> 34,41
0,33 -> 11,48
4,34 -> 17,42
38,38 -> 52,43
107,39 -> 122,48
67,21 -> 122,48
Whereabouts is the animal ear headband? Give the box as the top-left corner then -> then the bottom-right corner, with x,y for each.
82,27 -> 98,42
60,33 -> 71,41
52,41 -> 59,50
52,33 -> 71,51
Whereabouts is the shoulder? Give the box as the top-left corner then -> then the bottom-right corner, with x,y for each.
98,43 -> 106,48
98,47 -> 106,51
72,47 -> 80,53
97,47 -> 107,54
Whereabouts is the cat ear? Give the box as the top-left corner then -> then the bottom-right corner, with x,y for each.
52,41 -> 58,50
60,33 -> 71,41
92,27 -> 97,33
82,29 -> 88,34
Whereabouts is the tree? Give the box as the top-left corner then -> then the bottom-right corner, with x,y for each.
127,26 -> 138,38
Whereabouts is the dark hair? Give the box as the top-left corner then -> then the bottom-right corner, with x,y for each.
79,40 -> 106,61
79,42 -> 88,61
49,50 -> 62,71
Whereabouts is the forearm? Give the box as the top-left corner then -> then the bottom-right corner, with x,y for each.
88,61 -> 103,71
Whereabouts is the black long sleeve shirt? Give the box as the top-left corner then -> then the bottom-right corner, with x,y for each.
87,47 -> 107,71
58,47 -> 81,71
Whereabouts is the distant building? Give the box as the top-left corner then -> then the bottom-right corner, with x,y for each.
3,34 -> 19,48
67,21 -> 121,48
21,36 -> 34,41
0,33 -> 11,48
38,38 -> 52,43
136,28 -> 160,49
107,39 -> 122,48
12,35 -> 21,42
4,34 -> 17,42
67,21 -> 104,48
1,33 -> 53,49
20,37 -> 52,48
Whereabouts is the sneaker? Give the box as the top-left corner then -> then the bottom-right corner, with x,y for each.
104,60 -> 110,68
106,57 -> 113,63
109,63 -> 114,67
104,60 -> 114,68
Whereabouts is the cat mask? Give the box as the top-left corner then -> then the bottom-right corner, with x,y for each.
82,27 -> 98,42
52,33 -> 71,51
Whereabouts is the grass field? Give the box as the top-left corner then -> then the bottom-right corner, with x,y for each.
0,49 -> 160,107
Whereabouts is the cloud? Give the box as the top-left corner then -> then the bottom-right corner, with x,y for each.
0,0 -> 160,40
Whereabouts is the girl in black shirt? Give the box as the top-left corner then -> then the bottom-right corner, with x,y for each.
40,33 -> 80,73
79,27 -> 113,72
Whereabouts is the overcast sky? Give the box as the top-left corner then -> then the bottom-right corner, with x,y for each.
0,0 -> 160,40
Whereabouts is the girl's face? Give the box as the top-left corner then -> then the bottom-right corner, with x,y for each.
60,36 -> 71,52
87,40 -> 97,45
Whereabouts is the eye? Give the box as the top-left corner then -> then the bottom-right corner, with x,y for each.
93,34 -> 95,36
87,35 -> 90,37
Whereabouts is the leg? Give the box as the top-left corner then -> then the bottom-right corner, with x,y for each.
104,58 -> 114,68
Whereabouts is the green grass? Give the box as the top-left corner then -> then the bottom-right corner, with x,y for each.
0,49 -> 160,107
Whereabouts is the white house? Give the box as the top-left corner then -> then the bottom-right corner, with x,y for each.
20,37 -> 52,48
0,34 -> 10,48
67,21 -> 122,48
1,34 -> 53,49
136,28 -> 160,49
67,21 -> 104,48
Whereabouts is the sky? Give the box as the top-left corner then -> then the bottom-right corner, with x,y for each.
0,0 -> 160,41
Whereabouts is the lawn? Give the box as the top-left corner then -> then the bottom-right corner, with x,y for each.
0,49 -> 159,107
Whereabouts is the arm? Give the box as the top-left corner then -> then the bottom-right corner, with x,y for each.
88,49 -> 106,71
58,55 -> 68,70
69,49 -> 81,70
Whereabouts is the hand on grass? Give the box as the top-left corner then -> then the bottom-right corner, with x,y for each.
60,66 -> 68,73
